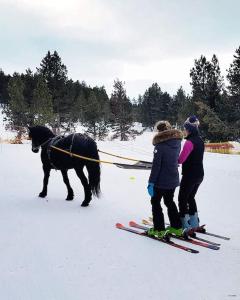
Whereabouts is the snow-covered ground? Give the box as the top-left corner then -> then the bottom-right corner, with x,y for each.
1,128 -> 240,300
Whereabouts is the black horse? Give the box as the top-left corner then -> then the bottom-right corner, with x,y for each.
28,125 -> 101,206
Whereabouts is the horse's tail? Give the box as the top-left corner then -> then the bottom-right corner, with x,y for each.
86,141 -> 101,197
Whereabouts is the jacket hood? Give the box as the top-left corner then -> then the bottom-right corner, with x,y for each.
152,129 -> 183,146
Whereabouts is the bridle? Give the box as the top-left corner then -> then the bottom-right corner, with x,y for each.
32,137 -> 53,152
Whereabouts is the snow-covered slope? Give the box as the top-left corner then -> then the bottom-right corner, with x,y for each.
0,131 -> 240,300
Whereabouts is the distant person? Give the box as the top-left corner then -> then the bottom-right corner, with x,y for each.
178,115 -> 205,233
147,121 -> 184,239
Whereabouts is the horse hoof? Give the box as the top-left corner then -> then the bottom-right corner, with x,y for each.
66,197 -> 74,201
39,192 -> 47,198
81,201 -> 89,207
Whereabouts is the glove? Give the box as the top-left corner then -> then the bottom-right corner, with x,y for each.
147,183 -> 154,197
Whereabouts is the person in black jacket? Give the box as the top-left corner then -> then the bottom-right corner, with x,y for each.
178,116 -> 204,232
147,121 -> 184,239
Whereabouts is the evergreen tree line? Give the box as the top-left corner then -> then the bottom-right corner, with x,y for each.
0,48 -> 240,142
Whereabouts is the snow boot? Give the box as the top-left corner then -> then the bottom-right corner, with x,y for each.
147,228 -> 170,241
181,214 -> 191,230
189,212 -> 199,229
180,214 -> 196,238
166,226 -> 186,237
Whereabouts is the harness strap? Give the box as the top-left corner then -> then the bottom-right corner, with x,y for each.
69,133 -> 75,156
47,136 -> 64,169
35,137 -> 52,150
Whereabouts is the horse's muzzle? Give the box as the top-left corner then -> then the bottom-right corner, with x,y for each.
32,147 -> 39,153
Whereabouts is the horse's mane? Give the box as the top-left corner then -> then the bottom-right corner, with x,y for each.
29,126 -> 55,138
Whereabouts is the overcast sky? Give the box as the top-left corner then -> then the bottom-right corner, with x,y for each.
0,0 -> 239,98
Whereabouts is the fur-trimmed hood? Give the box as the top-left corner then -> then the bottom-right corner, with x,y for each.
152,129 -> 183,145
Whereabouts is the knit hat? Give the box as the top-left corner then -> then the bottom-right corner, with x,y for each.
184,115 -> 200,134
155,120 -> 172,132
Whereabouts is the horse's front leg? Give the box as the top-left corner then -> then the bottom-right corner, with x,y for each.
39,165 -> 51,198
61,169 -> 74,201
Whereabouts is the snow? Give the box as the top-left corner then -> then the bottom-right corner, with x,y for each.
1,129 -> 240,300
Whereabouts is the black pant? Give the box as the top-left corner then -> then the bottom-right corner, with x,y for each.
151,187 -> 182,231
178,177 -> 203,217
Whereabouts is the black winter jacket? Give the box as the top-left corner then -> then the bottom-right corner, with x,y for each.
149,129 -> 183,189
182,132 -> 204,180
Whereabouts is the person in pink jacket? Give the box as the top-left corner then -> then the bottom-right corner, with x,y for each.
178,116 -> 205,234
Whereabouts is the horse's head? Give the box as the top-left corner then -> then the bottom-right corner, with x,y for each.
28,126 -> 55,153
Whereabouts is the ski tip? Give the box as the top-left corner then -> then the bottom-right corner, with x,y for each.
187,249 -> 199,254
116,223 -> 124,229
142,219 -> 150,225
129,221 -> 137,226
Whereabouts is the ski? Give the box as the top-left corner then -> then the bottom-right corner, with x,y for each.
116,223 -> 199,254
130,221 -> 220,250
149,217 -> 230,241
142,219 -> 220,246
194,226 -> 230,240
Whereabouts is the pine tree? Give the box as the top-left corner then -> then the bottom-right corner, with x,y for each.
190,55 -> 223,109
110,79 -> 133,141
37,51 -> 68,88
131,97 -> 141,122
140,83 -> 172,128
195,101 -> 232,141
4,73 -> 29,139
140,83 -> 163,128
70,90 -> 86,123
0,69 -> 11,106
226,46 -> 240,129
172,87 -> 191,125
83,90 -> 101,139
31,76 -> 54,125
20,69 -> 38,125
37,51 -> 68,129
92,86 -> 111,140
207,55 -> 224,109
160,91 -> 172,121
227,46 -> 240,97
92,86 -> 110,122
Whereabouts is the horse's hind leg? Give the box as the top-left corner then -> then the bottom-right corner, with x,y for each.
75,167 -> 92,207
39,165 -> 51,198
61,169 -> 74,201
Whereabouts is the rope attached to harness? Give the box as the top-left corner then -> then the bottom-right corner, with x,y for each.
98,149 -> 151,164
50,145 -> 152,169
51,146 -> 114,165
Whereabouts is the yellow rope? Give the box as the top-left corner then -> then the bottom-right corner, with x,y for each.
51,145 -> 115,165
98,149 -> 148,162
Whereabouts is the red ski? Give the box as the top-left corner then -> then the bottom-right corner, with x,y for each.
142,219 -> 220,246
130,221 -> 220,250
116,223 -> 199,254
